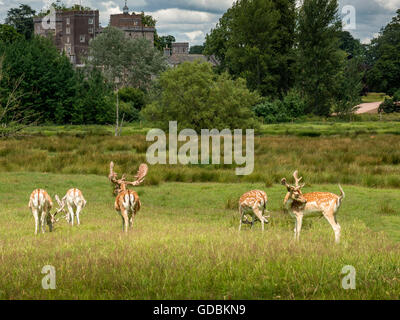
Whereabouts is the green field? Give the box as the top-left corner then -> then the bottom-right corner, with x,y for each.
1,125 -> 400,300
361,93 -> 389,103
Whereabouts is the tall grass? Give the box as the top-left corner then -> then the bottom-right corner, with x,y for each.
1,134 -> 400,189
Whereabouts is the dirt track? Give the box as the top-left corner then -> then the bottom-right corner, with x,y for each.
355,102 -> 381,114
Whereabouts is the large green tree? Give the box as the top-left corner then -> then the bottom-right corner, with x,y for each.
88,27 -> 166,135
366,10 -> 400,95
204,0 -> 297,98
296,0 -> 343,116
5,4 -> 36,40
142,61 -> 261,132
0,36 -> 76,124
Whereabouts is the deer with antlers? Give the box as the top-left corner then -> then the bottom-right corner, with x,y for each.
29,189 -> 59,235
109,162 -> 148,233
239,190 -> 270,232
281,171 -> 345,243
55,189 -> 87,226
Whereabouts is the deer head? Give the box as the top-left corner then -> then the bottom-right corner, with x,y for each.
281,170 -> 307,204
109,162 -> 148,195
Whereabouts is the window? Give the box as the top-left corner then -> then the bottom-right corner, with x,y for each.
88,18 -> 94,25
66,37 -> 70,43
66,18 -> 70,25
80,35 -> 85,43
88,27 -> 94,34
66,27 -> 71,35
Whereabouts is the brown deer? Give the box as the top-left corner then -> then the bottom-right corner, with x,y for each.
55,189 -> 87,226
109,162 -> 148,232
239,190 -> 270,232
281,171 -> 345,243
28,189 -> 55,235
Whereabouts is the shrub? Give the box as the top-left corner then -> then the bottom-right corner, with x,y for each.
253,90 -> 306,124
393,89 -> 400,102
118,87 -> 146,111
379,97 -> 400,114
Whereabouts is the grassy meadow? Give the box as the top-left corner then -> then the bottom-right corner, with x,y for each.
0,123 -> 399,299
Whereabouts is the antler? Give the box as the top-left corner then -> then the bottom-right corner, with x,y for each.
293,170 -> 305,188
109,162 -> 148,195
54,195 -> 67,222
125,164 -> 148,187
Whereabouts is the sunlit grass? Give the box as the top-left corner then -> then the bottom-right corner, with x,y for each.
0,172 -> 399,299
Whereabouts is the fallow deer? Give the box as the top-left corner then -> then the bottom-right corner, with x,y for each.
239,190 -> 270,232
29,189 -> 56,235
55,189 -> 87,226
281,171 -> 345,243
109,162 -> 148,233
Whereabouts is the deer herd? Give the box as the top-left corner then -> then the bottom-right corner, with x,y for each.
28,164 -> 345,243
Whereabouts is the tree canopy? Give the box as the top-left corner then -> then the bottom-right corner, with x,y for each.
142,61 -> 261,132
5,4 -> 36,40
204,0 -> 297,98
366,10 -> 400,95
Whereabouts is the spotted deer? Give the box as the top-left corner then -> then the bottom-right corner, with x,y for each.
281,171 -> 345,243
29,189 -> 56,235
55,189 -> 87,226
109,162 -> 148,232
239,190 -> 270,232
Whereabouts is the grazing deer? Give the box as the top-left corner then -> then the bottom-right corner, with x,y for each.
239,190 -> 270,232
281,171 -> 345,243
29,189 -> 56,235
109,162 -> 148,232
55,189 -> 87,226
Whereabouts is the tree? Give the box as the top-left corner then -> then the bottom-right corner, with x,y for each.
155,35 -> 176,52
296,0 -> 343,116
5,5 -> 36,40
190,45 -> 205,54
73,68 -> 115,125
366,10 -> 400,96
88,27 -> 166,135
0,24 -> 22,44
339,31 -> 366,58
333,57 -> 364,118
142,61 -> 261,132
0,57 -> 38,137
204,0 -> 297,98
0,36 -> 77,124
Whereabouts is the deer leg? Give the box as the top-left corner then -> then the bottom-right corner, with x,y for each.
253,207 -> 265,233
76,205 -> 82,226
68,205 -> 75,226
40,212 -> 46,234
324,213 -> 341,244
33,209 -> 39,235
121,210 -> 129,233
239,207 -> 244,232
295,214 -> 303,241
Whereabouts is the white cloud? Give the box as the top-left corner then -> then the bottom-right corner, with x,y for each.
374,0 -> 400,11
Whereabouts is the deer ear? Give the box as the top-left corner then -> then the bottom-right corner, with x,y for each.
281,178 -> 287,186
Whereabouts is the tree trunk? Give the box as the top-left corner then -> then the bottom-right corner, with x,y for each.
115,91 -> 119,137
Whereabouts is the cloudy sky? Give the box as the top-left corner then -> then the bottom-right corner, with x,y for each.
0,0 -> 399,45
